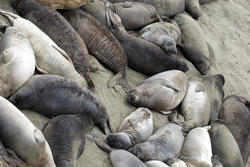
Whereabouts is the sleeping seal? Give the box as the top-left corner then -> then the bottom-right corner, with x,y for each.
0,26 -> 35,98
145,160 -> 170,167
36,0 -> 91,9
107,108 -> 153,149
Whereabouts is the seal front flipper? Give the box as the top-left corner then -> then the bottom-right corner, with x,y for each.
108,70 -> 131,93
77,139 -> 86,159
36,63 -> 49,74
0,9 -> 20,23
51,44 -> 73,64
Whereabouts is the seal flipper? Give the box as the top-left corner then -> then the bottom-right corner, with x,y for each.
51,45 -> 73,64
76,139 -> 86,159
93,134 -> 113,153
0,9 -> 20,23
108,70 -> 131,93
35,63 -> 49,74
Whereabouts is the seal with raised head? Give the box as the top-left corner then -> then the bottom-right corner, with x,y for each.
9,74 -> 112,135
106,108 -> 153,149
127,70 -> 188,114
0,96 -> 55,167
11,0 -> 95,89
145,160 -> 170,167
209,120 -> 244,167
220,95 -> 250,164
129,123 -> 184,162
36,0 -> 91,9
43,115 -> 94,167
0,26 -> 35,98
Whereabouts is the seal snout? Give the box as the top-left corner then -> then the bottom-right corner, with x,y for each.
106,133 -> 132,149
126,92 -> 139,105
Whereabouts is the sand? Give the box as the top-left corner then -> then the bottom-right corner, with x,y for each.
0,0 -> 249,166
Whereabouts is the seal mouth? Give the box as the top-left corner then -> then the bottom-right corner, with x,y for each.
126,93 -> 138,105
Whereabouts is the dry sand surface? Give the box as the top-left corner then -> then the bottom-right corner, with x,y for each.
0,0 -> 249,166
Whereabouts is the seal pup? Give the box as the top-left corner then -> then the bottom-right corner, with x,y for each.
209,120 -> 244,167
145,160 -> 170,167
129,123 -> 184,162
220,95 -> 250,164
11,0 -> 95,89
106,108 -> 153,149
106,9 -> 188,76
60,9 -> 131,92
127,70 -> 188,114
36,0 -> 91,9
9,74 -> 112,135
0,26 -> 35,98
43,115 -> 94,167
0,10 -> 88,88
0,96 -> 55,167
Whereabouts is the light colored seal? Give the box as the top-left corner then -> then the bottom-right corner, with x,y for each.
106,107 -> 153,149
36,0 -> 91,9
0,26 -> 35,98
0,96 -> 55,167
145,160 -> 170,167
127,70 -> 188,114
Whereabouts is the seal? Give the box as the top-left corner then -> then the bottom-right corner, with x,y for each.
174,13 -> 212,75
106,108 -> 153,149
43,115 -> 94,167
60,9 -> 131,92
11,0 -> 95,89
106,9 -> 188,76
36,0 -> 91,9
139,20 -> 181,54
9,74 -> 112,135
0,10 -> 88,88
0,26 -> 35,98
185,0 -> 202,19
220,95 -> 250,164
127,70 -> 188,114
0,96 -> 55,167
145,160 -> 170,167
212,155 -> 224,167
128,123 -> 184,162
209,120 -> 244,167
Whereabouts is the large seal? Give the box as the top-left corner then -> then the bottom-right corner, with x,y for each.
36,0 -> 91,9
106,9 -> 188,76
129,123 -> 184,162
185,0 -> 202,19
60,9 -> 131,92
0,96 -> 55,167
43,115 -> 94,167
0,26 -> 35,98
220,95 -> 250,164
209,120 -> 244,167
11,0 -> 95,89
174,13 -> 211,75
9,74 -> 112,135
127,70 -> 188,114
106,108 -> 153,149
0,10 -> 88,88
145,160 -> 170,167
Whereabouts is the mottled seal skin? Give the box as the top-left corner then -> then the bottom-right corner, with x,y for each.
36,0 -> 91,9
0,26 -> 35,98
145,160 -> 170,167
106,9 -> 188,76
174,14 -> 211,75
43,115 -> 94,167
0,96 -> 55,167
127,70 -> 188,114
60,9 -> 131,92
107,108 -> 153,149
11,0 -> 95,89
209,120 -> 244,167
129,123 -> 184,162
220,95 -> 250,164
9,75 -> 112,135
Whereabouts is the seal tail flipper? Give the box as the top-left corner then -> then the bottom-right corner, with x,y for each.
108,70 -> 131,93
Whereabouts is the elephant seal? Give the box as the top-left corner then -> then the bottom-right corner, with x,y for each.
60,9 -> 131,92
185,0 -> 202,19
174,14 -> 211,75
129,123 -> 184,162
220,95 -> 250,164
209,120 -> 244,167
107,108 -> 153,149
11,0 -> 95,89
145,160 -> 170,167
212,155 -> 224,167
9,74 -> 112,135
0,10 -> 88,88
139,20 -> 181,54
0,26 -> 35,98
106,9 -> 188,76
0,96 -> 55,167
127,70 -> 188,114
36,0 -> 91,9
43,115 -> 94,167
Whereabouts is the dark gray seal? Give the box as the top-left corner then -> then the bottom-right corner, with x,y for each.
43,115 -> 94,167
9,74 -> 112,135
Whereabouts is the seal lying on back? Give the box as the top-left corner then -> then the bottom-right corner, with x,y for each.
11,0 -> 95,89
0,26 -> 35,98
221,95 -> 250,164
60,9 -> 130,92
106,8 -> 188,76
43,115 -> 94,167
36,0 -> 91,9
9,74 -> 112,135
127,70 -> 188,114
0,96 -> 55,167
106,108 -> 153,149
